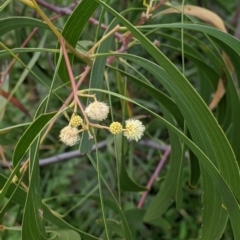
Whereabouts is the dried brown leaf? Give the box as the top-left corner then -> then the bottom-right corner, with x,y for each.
159,5 -> 234,109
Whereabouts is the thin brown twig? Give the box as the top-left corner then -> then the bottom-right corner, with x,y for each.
154,0 -> 168,11
107,0 -> 167,64
137,146 -> 171,209
36,0 -> 124,42
60,38 -> 78,102
0,14 -> 61,85
0,140 -> 170,168
36,0 -> 76,15
0,28 -> 38,84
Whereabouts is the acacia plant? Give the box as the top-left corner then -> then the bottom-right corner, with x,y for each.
1,0 -> 240,239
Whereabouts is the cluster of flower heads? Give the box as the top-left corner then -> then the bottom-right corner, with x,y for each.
59,100 -> 145,146
59,114 -> 83,146
110,119 -> 145,142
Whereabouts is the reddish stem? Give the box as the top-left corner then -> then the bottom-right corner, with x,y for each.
137,146 -> 171,208
58,39 -> 90,124
154,0 -> 168,11
40,65 -> 91,142
59,38 -> 78,102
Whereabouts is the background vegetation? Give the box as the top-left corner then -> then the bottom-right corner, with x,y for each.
1,0 -> 240,239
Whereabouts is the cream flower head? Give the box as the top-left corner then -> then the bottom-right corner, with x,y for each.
109,122 -> 123,134
85,101 -> 109,121
123,119 -> 145,142
59,126 -> 80,146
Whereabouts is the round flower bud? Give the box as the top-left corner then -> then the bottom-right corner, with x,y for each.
123,119 -> 145,142
59,126 -> 79,146
85,101 -> 109,121
70,114 -> 83,127
109,122 -> 123,134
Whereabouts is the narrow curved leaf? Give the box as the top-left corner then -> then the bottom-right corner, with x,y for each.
108,65 -> 184,128
120,160 -> 147,192
93,0 -> 240,199
141,23 -> 240,166
89,5 -> 240,238
144,108 -> 183,220
22,140 -> 46,240
12,112 -> 57,167
87,87 -> 240,239
0,48 -> 58,58
0,17 -> 49,36
0,123 -> 30,134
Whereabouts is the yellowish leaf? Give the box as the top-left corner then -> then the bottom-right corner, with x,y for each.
159,5 -> 227,32
209,79 -> 225,110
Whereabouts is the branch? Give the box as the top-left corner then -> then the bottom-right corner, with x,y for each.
1,140 -> 170,168
137,146 -> 171,208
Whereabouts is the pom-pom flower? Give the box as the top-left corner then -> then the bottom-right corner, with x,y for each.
70,114 -> 83,127
123,119 -> 145,142
109,122 -> 123,134
85,101 -> 109,121
59,126 -> 80,146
